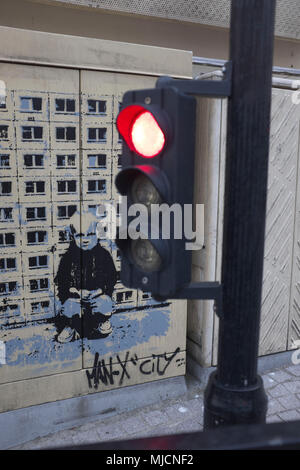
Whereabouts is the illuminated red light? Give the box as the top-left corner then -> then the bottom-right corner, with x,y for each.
117,105 -> 166,158
131,111 -> 165,158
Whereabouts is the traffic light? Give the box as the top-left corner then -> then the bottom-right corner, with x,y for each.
115,86 -> 196,298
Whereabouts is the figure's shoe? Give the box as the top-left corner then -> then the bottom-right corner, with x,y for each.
93,319 -> 113,336
57,326 -> 80,343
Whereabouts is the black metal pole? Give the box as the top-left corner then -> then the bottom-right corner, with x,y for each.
204,0 -> 276,428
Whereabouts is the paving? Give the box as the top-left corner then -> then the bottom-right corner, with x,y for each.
9,363 -> 300,449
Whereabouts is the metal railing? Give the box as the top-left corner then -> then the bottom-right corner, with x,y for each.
193,55 -> 300,77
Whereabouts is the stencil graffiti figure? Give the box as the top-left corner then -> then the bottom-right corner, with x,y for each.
54,212 -> 117,343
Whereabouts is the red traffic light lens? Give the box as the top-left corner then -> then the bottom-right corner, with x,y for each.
131,111 -> 165,158
117,105 -> 166,158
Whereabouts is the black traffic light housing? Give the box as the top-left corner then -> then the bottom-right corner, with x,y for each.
115,86 -> 196,298
113,0 -> 275,433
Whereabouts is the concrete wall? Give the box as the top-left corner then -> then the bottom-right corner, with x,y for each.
0,0 -> 299,69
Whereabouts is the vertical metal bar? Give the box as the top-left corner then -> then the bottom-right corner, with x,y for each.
204,0 -> 276,428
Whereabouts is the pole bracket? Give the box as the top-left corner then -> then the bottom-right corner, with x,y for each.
156,61 -> 232,98
154,282 -> 223,319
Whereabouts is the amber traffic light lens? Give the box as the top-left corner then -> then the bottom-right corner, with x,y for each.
131,174 -> 162,207
130,239 -> 162,272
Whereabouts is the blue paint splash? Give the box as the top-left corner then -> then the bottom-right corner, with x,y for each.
84,307 -> 171,356
2,306 -> 171,368
4,329 -> 82,367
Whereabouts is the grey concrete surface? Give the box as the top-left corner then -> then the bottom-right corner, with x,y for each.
0,375 -> 187,450
8,357 -> 300,450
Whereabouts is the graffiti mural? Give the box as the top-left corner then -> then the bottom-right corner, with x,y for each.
0,65 -> 185,402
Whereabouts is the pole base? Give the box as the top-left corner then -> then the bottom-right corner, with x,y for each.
204,371 -> 268,430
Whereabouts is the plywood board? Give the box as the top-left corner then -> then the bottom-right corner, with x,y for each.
259,89 -> 300,355
188,87 -> 300,366
212,88 -> 300,363
288,101 -> 300,350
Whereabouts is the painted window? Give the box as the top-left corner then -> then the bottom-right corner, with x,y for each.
0,258 -> 16,271
87,128 -> 106,142
55,98 -> 75,113
0,208 -> 12,221
57,180 -> 77,194
0,304 -> 20,316
27,231 -> 48,245
24,154 -> 44,168
87,154 -> 106,169
29,278 -> 49,292
30,300 -> 50,314
116,290 -> 133,303
0,182 -> 12,195
20,97 -> 42,112
0,126 -> 8,140
87,99 -> 106,114
87,180 -> 106,193
0,281 -> 18,295
56,127 -> 76,141
22,126 -> 43,140
25,181 -> 45,195
88,204 -> 107,217
26,207 -> 46,221
0,155 -> 10,168
28,255 -> 48,269
0,233 -> 15,246
57,204 -> 77,219
58,229 -> 72,243
56,154 -> 76,168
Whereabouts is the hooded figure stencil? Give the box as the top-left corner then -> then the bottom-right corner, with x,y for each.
54,211 -> 117,343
